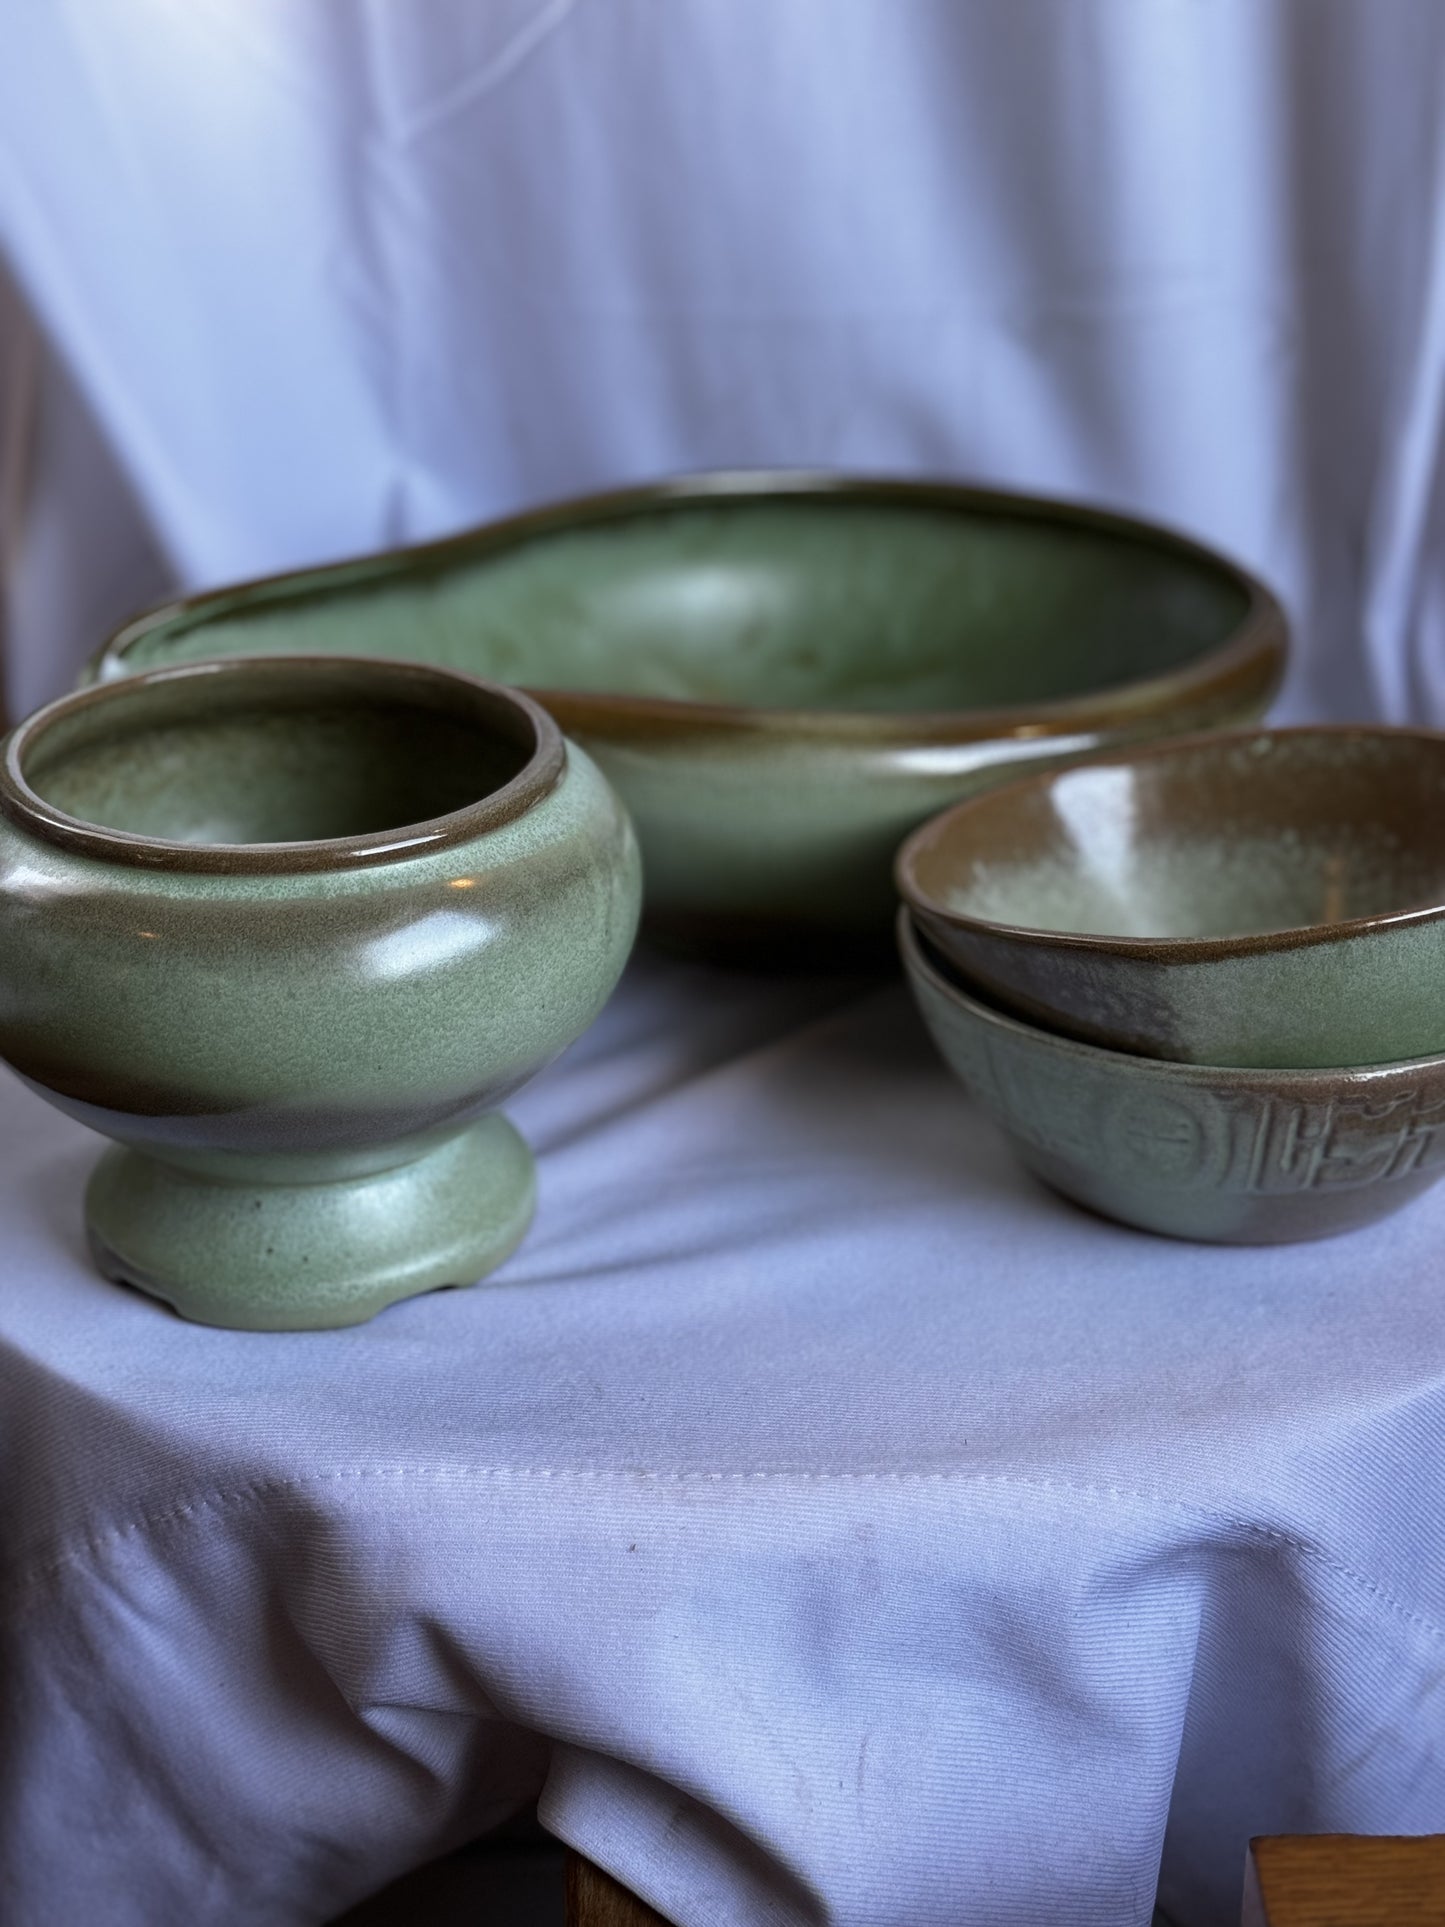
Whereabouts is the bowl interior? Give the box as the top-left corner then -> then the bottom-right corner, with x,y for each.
904,730 -> 1445,942
21,664 -> 537,846
104,493 -> 1252,715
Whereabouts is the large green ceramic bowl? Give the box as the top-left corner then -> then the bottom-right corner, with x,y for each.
87,473 -> 1286,961
898,727 -> 1445,1068
900,913 -> 1445,1244
0,657 -> 641,1329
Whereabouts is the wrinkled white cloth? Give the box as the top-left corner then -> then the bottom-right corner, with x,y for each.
2,958 -> 1445,1927
3,4 -> 1445,1926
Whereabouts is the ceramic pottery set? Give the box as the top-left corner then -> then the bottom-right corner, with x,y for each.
896,729 -> 1445,1243
10,467 -> 1416,1330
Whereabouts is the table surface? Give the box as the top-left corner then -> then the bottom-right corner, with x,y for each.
2,946 -> 1444,1927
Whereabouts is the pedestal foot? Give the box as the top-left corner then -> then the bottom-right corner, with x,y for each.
85,1116 -> 536,1330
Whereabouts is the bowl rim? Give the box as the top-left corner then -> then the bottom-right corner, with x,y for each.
896,723 -> 1445,959
1,655 -> 566,874
898,908 -> 1445,1086
86,470 -> 1287,745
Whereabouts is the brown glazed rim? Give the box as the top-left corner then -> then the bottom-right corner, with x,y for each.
899,909 -> 1445,1085
89,471 -> 1287,745
1,655 -> 566,873
896,723 -> 1445,961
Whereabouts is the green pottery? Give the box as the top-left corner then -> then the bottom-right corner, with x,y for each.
900,911 -> 1445,1244
87,473 -> 1286,962
0,658 -> 641,1329
899,727 -> 1445,1069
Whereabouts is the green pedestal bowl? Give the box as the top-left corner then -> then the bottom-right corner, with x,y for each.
0,658 -> 641,1328
86,473 -> 1286,964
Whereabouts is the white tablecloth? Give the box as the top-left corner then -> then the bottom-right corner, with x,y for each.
3,953 -> 1445,1927
4,5 -> 1445,1924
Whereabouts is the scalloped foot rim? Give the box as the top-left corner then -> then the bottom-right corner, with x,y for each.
84,1116 -> 536,1330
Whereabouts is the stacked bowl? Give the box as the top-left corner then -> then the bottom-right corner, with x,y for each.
896,728 -> 1445,1243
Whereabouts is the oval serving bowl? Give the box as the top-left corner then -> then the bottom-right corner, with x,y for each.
899,912 -> 1445,1245
0,657 -> 641,1330
898,727 -> 1445,1069
87,472 -> 1286,962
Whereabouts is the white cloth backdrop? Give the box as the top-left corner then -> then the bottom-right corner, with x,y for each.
3,5 -> 1445,1925
4,1 -> 1445,720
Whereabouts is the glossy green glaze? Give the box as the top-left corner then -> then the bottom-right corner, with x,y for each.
87,473 -> 1286,959
0,658 -> 641,1329
900,728 -> 1445,1068
901,912 -> 1445,1244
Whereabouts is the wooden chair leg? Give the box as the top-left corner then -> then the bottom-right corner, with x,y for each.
566,1851 -> 674,1927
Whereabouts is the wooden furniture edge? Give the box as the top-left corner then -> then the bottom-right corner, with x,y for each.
1243,1833 -> 1445,1925
566,1850 -> 675,1927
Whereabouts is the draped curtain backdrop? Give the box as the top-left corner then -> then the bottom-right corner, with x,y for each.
3,0 -> 1445,725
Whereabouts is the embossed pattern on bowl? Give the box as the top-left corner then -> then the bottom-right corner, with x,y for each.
900,911 -> 1445,1244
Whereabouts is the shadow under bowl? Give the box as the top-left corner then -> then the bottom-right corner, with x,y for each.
86,471 -> 1286,963
898,726 -> 1445,1068
899,910 -> 1445,1245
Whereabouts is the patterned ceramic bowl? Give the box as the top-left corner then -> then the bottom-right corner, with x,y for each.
0,657 -> 641,1329
900,911 -> 1445,1244
86,472 -> 1286,963
898,727 -> 1445,1068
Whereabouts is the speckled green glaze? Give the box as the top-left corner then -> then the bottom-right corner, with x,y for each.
899,728 -> 1445,1069
0,658 -> 641,1328
85,473 -> 1287,961
901,912 -> 1445,1244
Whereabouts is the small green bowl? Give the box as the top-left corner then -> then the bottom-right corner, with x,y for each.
0,656 -> 641,1329
900,911 -> 1445,1245
86,472 -> 1286,963
898,727 -> 1445,1069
